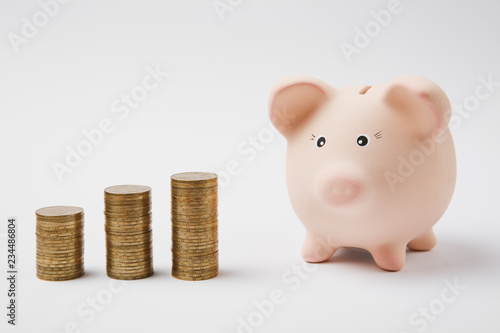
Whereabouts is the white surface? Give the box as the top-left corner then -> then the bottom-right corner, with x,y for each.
1,0 -> 499,332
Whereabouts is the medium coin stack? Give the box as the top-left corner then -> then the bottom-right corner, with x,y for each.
36,206 -> 85,281
104,185 -> 153,280
171,172 -> 218,281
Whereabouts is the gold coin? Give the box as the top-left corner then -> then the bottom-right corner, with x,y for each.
104,193 -> 151,200
36,225 -> 83,233
172,213 -> 217,219
37,258 -> 83,265
36,206 -> 84,218
106,256 -> 152,263
172,257 -> 218,265
172,219 -> 218,225
171,171 -> 217,182
172,260 -> 218,269
171,220 -> 217,225
36,222 -> 83,229
173,251 -> 219,260
171,269 -> 218,278
172,228 -> 217,235
105,241 -> 152,248
171,249 -> 217,256
105,244 -> 152,252
106,238 -> 152,246
107,229 -> 152,237
105,244 -> 152,251
104,203 -> 151,210
173,266 -> 217,272
36,226 -> 82,233
36,236 -> 84,244
105,222 -> 152,230
173,265 -> 218,272
107,269 -> 153,281
36,223 -> 83,232
106,255 -> 152,263
104,210 -> 151,217
36,248 -> 84,258
171,207 -> 216,213
173,261 -> 218,269
173,256 -> 217,264
172,249 -> 217,256
105,228 -> 152,236
106,254 -> 152,261
171,208 -> 217,216
105,219 -> 152,226
36,241 -> 84,248
36,231 -> 83,239
104,196 -> 151,203
171,192 -> 217,200
36,265 -> 83,272
172,235 -> 217,243
106,264 -> 151,271
105,235 -> 152,243
172,195 -> 216,201
37,271 -> 84,281
106,251 -> 152,260
104,184 -> 151,195
37,252 -> 84,260
171,272 -> 218,281
107,261 -> 153,270
107,266 -> 153,274
36,273 -> 85,279
171,190 -> 217,196
36,239 -> 84,247
171,206 -> 217,213
36,246 -> 84,254
36,264 -> 83,272
172,240 -> 218,248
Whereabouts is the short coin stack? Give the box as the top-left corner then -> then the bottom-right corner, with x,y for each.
36,206 -> 85,281
104,185 -> 153,280
171,172 -> 218,281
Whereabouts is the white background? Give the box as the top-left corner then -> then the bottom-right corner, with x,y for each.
1,0 -> 499,332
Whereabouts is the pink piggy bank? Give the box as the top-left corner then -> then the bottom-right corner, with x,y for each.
269,75 -> 456,271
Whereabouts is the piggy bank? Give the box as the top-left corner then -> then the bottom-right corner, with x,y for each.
269,75 -> 456,271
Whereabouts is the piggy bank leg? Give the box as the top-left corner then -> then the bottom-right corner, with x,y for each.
370,244 -> 406,271
302,234 -> 337,263
407,229 -> 437,251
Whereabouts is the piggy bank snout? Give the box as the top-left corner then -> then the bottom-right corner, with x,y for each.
318,177 -> 363,207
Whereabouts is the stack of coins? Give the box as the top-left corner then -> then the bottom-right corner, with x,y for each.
104,185 -> 153,280
36,206 -> 85,281
171,172 -> 218,281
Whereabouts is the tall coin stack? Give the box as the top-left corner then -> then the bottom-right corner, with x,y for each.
171,172 -> 219,281
36,206 -> 85,281
104,185 -> 153,280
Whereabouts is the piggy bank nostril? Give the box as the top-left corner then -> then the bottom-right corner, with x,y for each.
322,179 -> 362,207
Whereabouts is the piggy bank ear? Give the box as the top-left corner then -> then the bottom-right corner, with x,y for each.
269,76 -> 333,137
383,76 -> 451,138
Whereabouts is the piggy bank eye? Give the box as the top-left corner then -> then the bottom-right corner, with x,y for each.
316,136 -> 326,148
356,135 -> 370,147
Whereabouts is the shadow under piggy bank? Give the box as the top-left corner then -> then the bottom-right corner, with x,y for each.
322,239 -> 493,275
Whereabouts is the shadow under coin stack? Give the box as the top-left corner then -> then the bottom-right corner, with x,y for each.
171,172 -> 219,281
104,185 -> 153,280
36,206 -> 85,281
